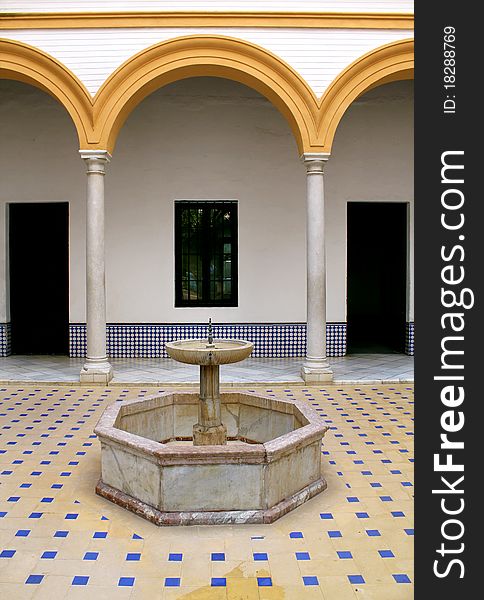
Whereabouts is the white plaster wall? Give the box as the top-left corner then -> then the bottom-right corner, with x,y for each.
0,77 -> 413,325
105,77 -> 305,323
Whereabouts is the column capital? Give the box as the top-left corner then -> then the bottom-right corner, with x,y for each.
301,152 -> 330,163
301,152 -> 331,174
79,149 -> 111,163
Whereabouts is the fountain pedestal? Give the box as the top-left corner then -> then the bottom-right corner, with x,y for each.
194,364 -> 227,445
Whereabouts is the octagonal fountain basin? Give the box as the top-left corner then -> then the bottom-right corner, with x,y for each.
94,391 -> 328,525
165,339 -> 253,365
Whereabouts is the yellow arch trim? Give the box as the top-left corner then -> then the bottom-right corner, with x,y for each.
0,38 -> 93,147
317,38 -> 414,151
0,36 -> 414,155
93,35 -> 319,155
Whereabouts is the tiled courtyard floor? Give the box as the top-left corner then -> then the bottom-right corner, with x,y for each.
0,384 -> 413,599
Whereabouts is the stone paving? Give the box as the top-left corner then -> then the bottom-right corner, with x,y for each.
0,384 -> 413,599
0,355 -> 414,385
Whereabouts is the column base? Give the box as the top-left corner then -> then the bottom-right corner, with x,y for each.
193,423 -> 227,446
80,359 -> 113,384
301,360 -> 333,383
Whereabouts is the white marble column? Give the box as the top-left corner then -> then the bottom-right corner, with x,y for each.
79,150 -> 113,384
301,153 -> 333,382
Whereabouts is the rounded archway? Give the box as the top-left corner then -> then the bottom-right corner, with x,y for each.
317,38 -> 414,152
0,38 -> 93,148
92,35 -> 320,155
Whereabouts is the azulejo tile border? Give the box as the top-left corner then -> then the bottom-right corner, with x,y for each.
69,323 -> 348,359
405,322 -> 414,356
4,321 -> 414,359
0,322 -> 11,357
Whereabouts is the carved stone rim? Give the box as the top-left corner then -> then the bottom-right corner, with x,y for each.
94,390 -> 328,465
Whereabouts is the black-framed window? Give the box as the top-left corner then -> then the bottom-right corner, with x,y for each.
175,200 -> 238,307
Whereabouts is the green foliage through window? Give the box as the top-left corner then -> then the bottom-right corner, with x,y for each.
175,201 -> 238,307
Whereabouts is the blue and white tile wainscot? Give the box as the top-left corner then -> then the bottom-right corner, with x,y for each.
69,323 -> 348,359
405,322 -> 414,356
0,322 -> 11,357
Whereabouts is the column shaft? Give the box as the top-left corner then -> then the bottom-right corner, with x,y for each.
301,153 -> 333,382
79,150 -> 113,384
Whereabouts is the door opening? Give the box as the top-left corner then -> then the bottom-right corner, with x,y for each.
8,202 -> 69,354
347,202 -> 407,354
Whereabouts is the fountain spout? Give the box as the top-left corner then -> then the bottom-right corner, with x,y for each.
207,318 -> 214,346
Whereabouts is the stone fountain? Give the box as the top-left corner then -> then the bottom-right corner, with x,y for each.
94,320 -> 328,525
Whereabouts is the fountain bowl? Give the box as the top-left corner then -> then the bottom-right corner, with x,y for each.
165,339 -> 254,365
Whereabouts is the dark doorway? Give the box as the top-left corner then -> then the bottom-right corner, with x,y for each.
347,202 -> 407,353
8,203 -> 69,354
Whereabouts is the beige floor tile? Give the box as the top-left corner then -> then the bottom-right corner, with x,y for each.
318,576 -> 358,599
125,576 -> 165,599
163,587 -> 225,599
352,583 -> 413,599
226,579 -> 260,600
282,586 -> 325,600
